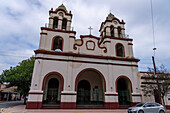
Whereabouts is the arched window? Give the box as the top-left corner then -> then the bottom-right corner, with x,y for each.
52,37 -> 63,51
116,43 -> 124,57
110,25 -> 114,37
118,27 -> 122,38
53,17 -> 58,29
62,18 -> 67,30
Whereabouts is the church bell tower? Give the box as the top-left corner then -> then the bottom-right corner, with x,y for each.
39,4 -> 76,52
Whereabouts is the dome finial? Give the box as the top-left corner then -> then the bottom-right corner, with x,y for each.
55,4 -> 68,13
107,13 -> 115,20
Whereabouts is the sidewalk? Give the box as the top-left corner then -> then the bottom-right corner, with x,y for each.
1,105 -> 170,113
0,100 -> 19,103
1,105 -> 128,113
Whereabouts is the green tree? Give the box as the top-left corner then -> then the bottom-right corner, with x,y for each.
0,56 -> 35,97
141,65 -> 170,106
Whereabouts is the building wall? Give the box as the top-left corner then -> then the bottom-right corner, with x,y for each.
26,5 -> 142,109
139,72 -> 170,109
27,52 -> 141,109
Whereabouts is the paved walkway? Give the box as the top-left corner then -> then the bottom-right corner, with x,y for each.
1,105 -> 170,113
1,105 -> 128,113
0,101 -> 24,109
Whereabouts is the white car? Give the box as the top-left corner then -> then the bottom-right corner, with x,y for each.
128,102 -> 166,113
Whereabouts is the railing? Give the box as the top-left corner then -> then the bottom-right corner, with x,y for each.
44,23 -> 74,31
102,32 -> 130,38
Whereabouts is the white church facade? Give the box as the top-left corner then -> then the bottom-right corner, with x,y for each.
26,4 -> 143,109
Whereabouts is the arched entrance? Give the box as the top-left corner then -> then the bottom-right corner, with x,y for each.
42,72 -> 64,106
76,68 -> 106,106
116,77 -> 132,106
77,80 -> 91,105
46,78 -> 59,104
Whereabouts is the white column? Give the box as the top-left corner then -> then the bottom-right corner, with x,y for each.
121,29 -> 125,38
58,17 -> 63,30
106,27 -> 110,36
67,21 -> 71,31
114,28 -> 118,37
49,18 -> 53,29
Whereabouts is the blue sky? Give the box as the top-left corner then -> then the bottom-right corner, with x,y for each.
0,0 -> 170,73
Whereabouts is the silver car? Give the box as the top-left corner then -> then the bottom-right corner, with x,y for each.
128,102 -> 166,113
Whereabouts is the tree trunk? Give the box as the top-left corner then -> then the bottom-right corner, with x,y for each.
161,96 -> 165,106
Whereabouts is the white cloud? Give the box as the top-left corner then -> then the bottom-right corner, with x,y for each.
0,0 -> 170,73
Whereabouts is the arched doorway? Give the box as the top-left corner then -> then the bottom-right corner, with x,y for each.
76,69 -> 106,106
77,80 -> 91,105
46,78 -> 59,104
117,77 -> 132,106
42,72 -> 64,106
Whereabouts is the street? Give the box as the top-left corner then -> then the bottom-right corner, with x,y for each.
0,102 -> 169,113
0,100 -> 24,109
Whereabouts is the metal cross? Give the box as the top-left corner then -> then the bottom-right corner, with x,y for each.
88,26 -> 93,35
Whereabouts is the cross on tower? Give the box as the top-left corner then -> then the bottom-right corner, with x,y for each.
88,26 -> 93,35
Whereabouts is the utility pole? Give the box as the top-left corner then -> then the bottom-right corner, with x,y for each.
152,56 -> 162,104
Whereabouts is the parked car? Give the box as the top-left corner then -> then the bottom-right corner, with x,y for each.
128,102 -> 166,113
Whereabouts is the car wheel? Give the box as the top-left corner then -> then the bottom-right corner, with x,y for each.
138,110 -> 144,113
159,110 -> 165,113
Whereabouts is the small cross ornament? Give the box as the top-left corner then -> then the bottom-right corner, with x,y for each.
88,26 -> 93,35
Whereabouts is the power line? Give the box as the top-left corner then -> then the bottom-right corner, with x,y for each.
150,0 -> 157,56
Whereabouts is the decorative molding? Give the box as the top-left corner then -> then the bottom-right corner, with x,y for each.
69,36 -> 75,39
103,41 -> 111,44
99,18 -> 125,32
128,43 -> 133,45
86,40 -> 95,50
99,36 -> 133,46
49,9 -> 72,18
35,57 -> 139,67
40,32 -> 47,35
73,39 -> 83,50
80,35 -> 100,40
104,26 -> 125,30
49,17 -> 53,19
104,36 -> 133,41
73,35 -> 107,53
34,50 -> 140,62
41,27 -> 76,34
